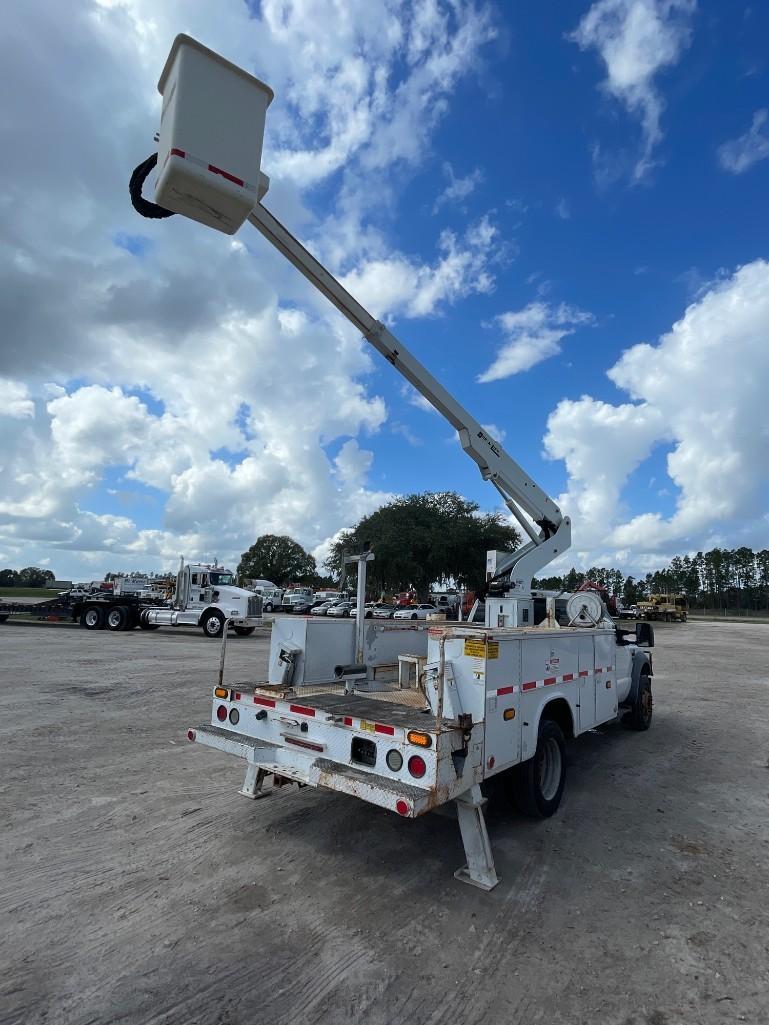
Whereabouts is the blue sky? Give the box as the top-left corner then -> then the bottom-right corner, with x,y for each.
1,0 -> 768,580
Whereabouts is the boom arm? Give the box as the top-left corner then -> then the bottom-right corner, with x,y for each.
248,203 -> 571,593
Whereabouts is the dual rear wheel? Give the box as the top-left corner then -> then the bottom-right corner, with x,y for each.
507,719 -> 567,818
80,604 -> 139,631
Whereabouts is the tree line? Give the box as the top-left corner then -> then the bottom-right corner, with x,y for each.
535,547 -> 769,611
0,567 -> 56,588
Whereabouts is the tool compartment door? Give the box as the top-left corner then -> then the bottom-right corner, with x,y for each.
482,637 -> 522,772
594,631 -> 618,725
577,634 -> 599,732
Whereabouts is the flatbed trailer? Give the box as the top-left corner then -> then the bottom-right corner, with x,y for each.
1,587 -> 262,637
0,594 -> 77,623
0,592 -> 159,630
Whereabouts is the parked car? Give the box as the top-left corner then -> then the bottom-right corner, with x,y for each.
349,602 -> 377,618
327,601 -> 353,618
61,586 -> 94,601
371,604 -> 396,619
393,603 -> 438,621
310,601 -> 336,616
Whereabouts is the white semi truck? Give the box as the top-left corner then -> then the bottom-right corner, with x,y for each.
141,559 -> 262,637
134,35 -> 656,888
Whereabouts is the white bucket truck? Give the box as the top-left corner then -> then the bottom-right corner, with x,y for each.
141,559 -> 262,637
135,36 -> 656,888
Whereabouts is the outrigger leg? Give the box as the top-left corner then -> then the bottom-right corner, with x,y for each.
453,784 -> 499,890
239,761 -> 269,800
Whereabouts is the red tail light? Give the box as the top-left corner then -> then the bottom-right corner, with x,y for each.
407,754 -> 426,779
216,704 -> 227,721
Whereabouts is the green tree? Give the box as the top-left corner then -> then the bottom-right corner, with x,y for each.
533,574 -> 565,590
18,567 -> 51,588
0,568 -> 20,587
622,576 -> 645,605
563,567 -> 586,592
237,535 -> 317,586
326,491 -> 520,597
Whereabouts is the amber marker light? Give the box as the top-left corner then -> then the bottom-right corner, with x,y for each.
406,730 -> 432,748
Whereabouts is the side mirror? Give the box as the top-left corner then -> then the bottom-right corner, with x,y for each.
635,622 -> 654,648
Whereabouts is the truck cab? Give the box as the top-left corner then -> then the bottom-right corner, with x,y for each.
142,560 -> 262,637
281,587 -> 314,613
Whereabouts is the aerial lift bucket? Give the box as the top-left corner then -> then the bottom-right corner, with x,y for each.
155,34 -> 273,234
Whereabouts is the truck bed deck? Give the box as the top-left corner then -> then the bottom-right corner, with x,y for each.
295,691 -> 442,731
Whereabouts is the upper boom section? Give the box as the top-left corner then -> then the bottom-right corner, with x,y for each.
140,32 -> 569,593
248,203 -> 571,590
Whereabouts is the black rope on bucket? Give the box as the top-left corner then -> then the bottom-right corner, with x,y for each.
129,153 -> 176,219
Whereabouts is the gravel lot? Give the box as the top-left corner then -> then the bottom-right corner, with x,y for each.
1,619 -> 768,1025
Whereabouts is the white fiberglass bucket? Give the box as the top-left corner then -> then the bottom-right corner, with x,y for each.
155,34 -> 273,234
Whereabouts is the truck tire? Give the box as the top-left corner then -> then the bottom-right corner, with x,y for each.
139,618 -> 160,630
410,613 -> 418,620
0,614 -> 8,624
264,602 -> 274,612
80,606 -> 104,630
106,605 -> 129,631
625,673 -> 653,731
509,719 -> 567,818
201,610 -> 225,638
233,625 -> 256,636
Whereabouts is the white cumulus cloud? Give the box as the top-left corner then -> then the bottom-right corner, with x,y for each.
570,0 -> 696,182
0,0 -> 497,576
544,259 -> 769,562
340,216 -> 498,319
478,302 -> 594,382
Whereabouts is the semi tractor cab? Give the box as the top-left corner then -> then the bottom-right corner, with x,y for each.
141,560 -> 262,637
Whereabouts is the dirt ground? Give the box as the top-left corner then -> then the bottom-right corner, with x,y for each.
1,619 -> 767,1025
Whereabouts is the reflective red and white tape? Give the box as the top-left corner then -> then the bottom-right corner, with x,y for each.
496,665 -> 614,696
162,147 -> 258,194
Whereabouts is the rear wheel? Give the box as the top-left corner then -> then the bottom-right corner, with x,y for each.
139,617 -> 160,630
80,606 -> 104,630
201,610 -> 225,638
509,719 -> 566,818
411,613 -> 418,620
264,602 -> 274,612
106,605 -> 129,631
233,625 -> 255,636
625,673 -> 653,731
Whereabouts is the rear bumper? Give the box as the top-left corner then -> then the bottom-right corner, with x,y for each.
189,723 -> 432,817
